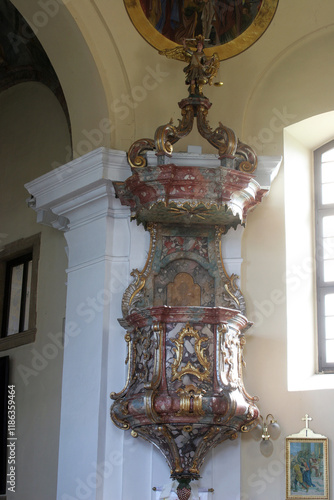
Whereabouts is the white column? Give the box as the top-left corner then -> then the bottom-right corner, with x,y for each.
25,148 -> 133,500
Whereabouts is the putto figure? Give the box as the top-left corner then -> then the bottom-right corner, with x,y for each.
159,34 -> 220,95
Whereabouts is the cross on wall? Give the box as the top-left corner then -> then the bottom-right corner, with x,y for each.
302,414 -> 313,435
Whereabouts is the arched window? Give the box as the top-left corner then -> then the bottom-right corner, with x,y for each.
314,141 -> 334,372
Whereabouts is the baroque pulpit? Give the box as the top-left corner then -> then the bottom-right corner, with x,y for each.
110,80 -> 276,497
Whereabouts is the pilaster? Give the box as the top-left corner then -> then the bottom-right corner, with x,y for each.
25,148 -> 131,500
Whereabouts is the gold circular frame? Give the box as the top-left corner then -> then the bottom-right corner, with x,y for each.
124,0 -> 279,61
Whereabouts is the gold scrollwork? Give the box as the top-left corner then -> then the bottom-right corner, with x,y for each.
171,323 -> 210,382
189,461 -> 200,476
128,103 -> 195,168
110,401 -> 130,430
241,410 -> 260,433
197,105 -> 238,157
224,278 -> 241,308
127,95 -> 257,170
110,331 -> 136,401
128,138 -> 155,169
215,226 -> 245,313
121,223 -> 157,317
154,103 -> 195,157
155,121 -> 175,157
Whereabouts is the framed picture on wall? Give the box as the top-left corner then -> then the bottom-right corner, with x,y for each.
286,436 -> 329,500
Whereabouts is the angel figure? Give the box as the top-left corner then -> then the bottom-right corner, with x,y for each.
159,34 -> 220,96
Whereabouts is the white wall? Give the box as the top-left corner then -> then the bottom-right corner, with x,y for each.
240,38 -> 334,500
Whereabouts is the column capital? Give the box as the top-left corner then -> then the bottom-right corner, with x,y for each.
25,147 -> 131,231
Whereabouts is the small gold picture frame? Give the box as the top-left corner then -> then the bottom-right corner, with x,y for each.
286,433 -> 329,500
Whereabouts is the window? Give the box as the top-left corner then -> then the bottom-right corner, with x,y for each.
2,253 -> 32,336
285,114 -> 334,390
0,234 -> 40,351
314,141 -> 334,372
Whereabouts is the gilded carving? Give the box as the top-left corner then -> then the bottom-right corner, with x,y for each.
171,324 -> 210,382
121,223 -> 157,317
215,226 -> 246,314
127,95 -> 257,172
176,385 -> 205,416
110,331 -> 136,401
110,400 -> 130,430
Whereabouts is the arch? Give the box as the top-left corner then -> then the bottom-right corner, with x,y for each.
242,24 -> 334,155
10,0 -> 134,158
0,0 -> 71,135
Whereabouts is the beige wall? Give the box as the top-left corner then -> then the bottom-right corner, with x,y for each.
0,82 -> 71,498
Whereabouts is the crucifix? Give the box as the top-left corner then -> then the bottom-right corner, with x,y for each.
302,414 -> 312,436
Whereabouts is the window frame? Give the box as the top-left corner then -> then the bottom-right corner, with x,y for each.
0,234 -> 40,351
314,141 -> 334,372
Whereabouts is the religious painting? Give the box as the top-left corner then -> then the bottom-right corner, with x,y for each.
286,438 -> 329,500
124,0 -> 279,60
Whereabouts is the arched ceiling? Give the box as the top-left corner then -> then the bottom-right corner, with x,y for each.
0,0 -> 70,130
8,0 -> 112,157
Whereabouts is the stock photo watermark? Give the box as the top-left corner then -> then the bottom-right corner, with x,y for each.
8,0 -> 72,52
60,430 -> 138,499
61,450 -> 123,500
17,267 -> 128,386
247,107 -> 297,151
248,234 -> 334,328
7,385 -> 16,493
51,62 -> 170,175
240,448 -> 285,499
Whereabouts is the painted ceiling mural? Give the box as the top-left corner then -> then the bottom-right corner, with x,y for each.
139,0 -> 262,46
125,0 -> 278,60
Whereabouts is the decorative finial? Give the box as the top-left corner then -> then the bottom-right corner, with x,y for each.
176,478 -> 192,500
